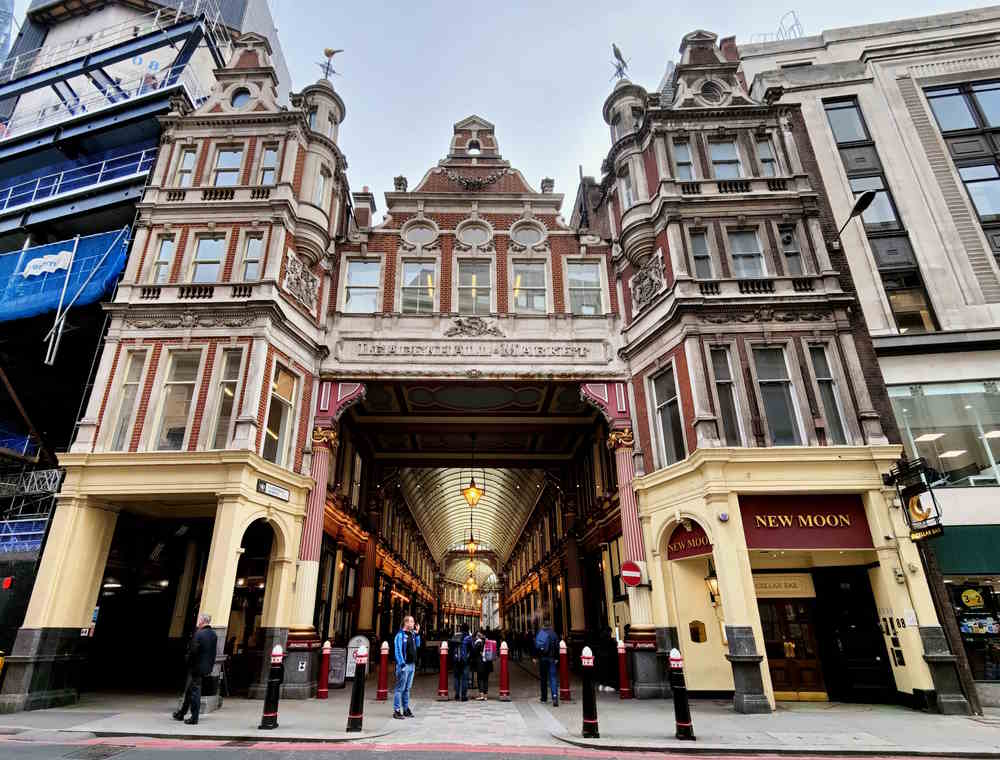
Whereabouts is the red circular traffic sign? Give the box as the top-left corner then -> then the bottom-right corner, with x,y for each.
620,560 -> 642,587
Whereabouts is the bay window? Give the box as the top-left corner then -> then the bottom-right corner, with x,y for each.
728,230 -> 765,278
110,351 -> 145,451
710,347 -> 742,446
156,351 -> 201,451
753,347 -> 801,446
653,364 -> 686,466
809,345 -> 847,445
262,365 -> 296,466
211,349 -> 243,449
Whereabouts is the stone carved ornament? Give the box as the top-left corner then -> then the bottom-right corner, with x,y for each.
124,310 -> 257,329
631,257 -> 665,313
283,252 -> 319,312
607,428 -> 635,450
439,167 -> 510,191
443,316 -> 505,338
700,308 -> 832,324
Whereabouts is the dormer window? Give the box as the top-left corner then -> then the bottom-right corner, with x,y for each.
403,222 -> 437,247
457,222 -> 490,247
467,139 -> 481,155
230,88 -> 251,109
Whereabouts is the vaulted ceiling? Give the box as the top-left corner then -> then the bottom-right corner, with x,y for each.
399,467 -> 545,576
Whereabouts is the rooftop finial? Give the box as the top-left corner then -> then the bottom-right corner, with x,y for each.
317,47 -> 344,81
611,43 -> 629,81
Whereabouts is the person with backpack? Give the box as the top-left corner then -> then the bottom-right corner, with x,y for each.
533,618 -> 560,706
471,630 -> 496,701
452,623 -> 472,701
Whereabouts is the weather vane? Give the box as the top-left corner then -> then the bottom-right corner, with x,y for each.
317,47 -> 344,80
611,43 -> 629,81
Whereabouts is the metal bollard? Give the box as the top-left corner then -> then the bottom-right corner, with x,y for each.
346,645 -> 368,732
376,641 -> 389,701
581,646 -> 599,738
558,639 -> 571,702
317,640 -> 331,700
258,644 -> 284,729
436,641 -> 450,700
669,648 -> 695,741
498,641 -> 510,701
617,639 -> 632,699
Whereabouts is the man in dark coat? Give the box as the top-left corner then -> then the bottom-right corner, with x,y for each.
173,612 -> 218,725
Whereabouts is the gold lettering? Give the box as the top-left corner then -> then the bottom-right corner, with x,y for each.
798,515 -> 814,528
755,516 -> 768,528
778,514 -> 793,528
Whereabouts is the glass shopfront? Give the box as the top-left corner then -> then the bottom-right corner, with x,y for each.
888,380 -> 1000,487
947,579 -> 1000,683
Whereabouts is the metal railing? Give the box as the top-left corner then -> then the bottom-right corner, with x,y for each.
0,146 -> 156,214
0,0 -> 231,87
0,63 -> 207,143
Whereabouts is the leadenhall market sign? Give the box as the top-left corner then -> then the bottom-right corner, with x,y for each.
336,338 -> 611,364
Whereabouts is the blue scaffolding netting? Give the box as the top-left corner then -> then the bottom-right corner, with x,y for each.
0,228 -> 129,324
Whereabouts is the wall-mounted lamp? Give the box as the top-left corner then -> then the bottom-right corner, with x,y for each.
705,559 -> 721,607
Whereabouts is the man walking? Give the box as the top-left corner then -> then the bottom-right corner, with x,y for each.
393,615 -> 417,719
453,623 -> 472,701
173,613 -> 217,725
534,617 -> 559,706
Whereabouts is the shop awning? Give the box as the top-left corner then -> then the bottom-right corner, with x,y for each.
932,525 -> 1000,575
0,228 -> 128,324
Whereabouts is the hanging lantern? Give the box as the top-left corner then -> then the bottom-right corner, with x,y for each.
462,476 -> 484,508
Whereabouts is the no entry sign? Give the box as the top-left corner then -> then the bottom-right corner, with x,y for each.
621,560 -> 642,587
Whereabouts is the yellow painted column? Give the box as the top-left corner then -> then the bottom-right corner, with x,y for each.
169,540 -> 199,639
22,496 -> 118,629
198,496 -> 244,628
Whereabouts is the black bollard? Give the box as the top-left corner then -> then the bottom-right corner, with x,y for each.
669,648 -> 695,741
258,644 -> 284,730
580,646 -> 600,739
346,645 -> 369,732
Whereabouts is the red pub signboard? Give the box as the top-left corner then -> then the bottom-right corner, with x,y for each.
740,495 -> 874,550
666,522 -> 713,560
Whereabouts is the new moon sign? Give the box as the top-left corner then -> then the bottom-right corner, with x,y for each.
740,495 -> 873,550
667,522 -> 712,560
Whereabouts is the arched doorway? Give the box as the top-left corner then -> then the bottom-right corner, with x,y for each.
226,518 -> 277,696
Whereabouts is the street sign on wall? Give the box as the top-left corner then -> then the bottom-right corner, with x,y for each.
621,560 -> 642,587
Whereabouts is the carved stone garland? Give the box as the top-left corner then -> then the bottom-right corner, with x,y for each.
442,167 -> 510,191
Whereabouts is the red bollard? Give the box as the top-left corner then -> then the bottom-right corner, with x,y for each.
376,641 -> 389,701
317,640 -> 331,699
436,641 -> 450,700
559,639 -> 572,703
618,639 -> 632,699
499,641 -> 510,701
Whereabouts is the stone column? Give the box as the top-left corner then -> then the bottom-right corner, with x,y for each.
609,427 -> 662,698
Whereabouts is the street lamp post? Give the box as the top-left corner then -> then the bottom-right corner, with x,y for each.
836,189 -> 878,237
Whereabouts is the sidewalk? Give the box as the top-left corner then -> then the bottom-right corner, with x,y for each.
0,662 -> 996,755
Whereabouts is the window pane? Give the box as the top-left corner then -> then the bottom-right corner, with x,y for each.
928,92 -> 977,131
710,141 -> 738,161
180,150 -> 196,170
759,384 -> 801,445
754,347 -> 788,381
169,353 -> 200,382
716,383 -> 741,446
512,226 -> 543,246
961,173 -> 1000,218
216,149 -> 241,170
345,288 -> 378,313
513,262 -> 546,313
404,224 -> 436,246
973,84 -> 1000,127
272,366 -> 295,403
111,383 -> 138,451
262,395 -> 289,463
193,238 -> 223,283
825,102 -> 867,143
347,260 -> 379,286
458,225 -> 490,247
568,262 -> 600,288
888,288 -> 936,334
889,381 -> 1000,487
659,400 -> 686,464
849,177 -> 899,229
654,370 -> 677,403
809,345 -> 832,377
459,261 -> 490,286
711,347 -> 732,381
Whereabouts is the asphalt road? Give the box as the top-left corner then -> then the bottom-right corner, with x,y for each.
0,737 -> 945,760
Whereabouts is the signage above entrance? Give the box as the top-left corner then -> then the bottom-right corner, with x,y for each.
740,495 -> 874,550
337,338 -> 610,365
621,560 -> 642,587
666,521 -> 712,560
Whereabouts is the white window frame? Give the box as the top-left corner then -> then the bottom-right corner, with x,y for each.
396,255 -> 440,314
672,139 -> 696,180
257,143 -> 279,185
106,348 -> 148,451
563,257 -> 608,316
725,227 -> 768,279
649,362 -> 687,469
150,235 -> 176,284
707,343 -> 746,447
688,228 -> 714,279
708,137 -> 743,179
261,361 -> 299,467
189,234 -> 226,283
340,255 -> 383,313
175,147 -> 198,187
240,232 -> 264,282
205,345 -> 245,450
508,255 -> 552,315
212,146 -> 244,187
747,342 -> 809,447
454,255 -> 496,315
151,348 -> 205,452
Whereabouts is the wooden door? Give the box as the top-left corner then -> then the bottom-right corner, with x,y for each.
758,598 -> 826,700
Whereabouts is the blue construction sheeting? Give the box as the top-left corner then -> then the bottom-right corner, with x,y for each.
0,228 -> 129,323
0,517 -> 46,553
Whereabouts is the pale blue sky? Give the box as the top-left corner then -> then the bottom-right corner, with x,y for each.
14,0 -> 996,215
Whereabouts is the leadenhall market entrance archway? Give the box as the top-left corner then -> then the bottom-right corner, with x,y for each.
302,378 -> 651,683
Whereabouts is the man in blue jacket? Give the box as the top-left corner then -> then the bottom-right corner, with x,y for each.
534,618 -> 560,706
393,615 -> 417,719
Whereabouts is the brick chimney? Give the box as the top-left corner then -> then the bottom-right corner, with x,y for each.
353,186 -> 376,228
